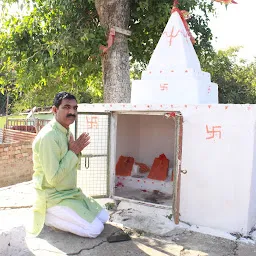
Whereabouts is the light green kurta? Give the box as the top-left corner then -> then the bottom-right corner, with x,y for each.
29,118 -> 103,236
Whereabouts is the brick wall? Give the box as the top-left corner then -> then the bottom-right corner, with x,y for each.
0,129 -> 37,188
3,129 -> 37,143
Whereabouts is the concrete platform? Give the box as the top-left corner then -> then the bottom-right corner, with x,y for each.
1,182 -> 256,256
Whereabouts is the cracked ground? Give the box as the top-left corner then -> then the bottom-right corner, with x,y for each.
1,210 -> 256,256
1,182 -> 256,256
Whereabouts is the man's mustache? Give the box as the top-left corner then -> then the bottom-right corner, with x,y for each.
66,114 -> 76,118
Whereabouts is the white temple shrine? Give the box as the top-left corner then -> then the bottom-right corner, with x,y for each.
131,11 -> 218,104
76,8 -> 256,235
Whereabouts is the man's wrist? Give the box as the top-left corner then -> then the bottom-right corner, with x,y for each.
69,149 -> 81,156
69,149 -> 77,155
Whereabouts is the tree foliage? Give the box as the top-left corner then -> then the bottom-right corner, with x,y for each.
0,93 -> 6,115
0,0 -> 105,111
201,47 -> 256,103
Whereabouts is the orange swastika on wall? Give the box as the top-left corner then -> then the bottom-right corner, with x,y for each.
206,125 -> 222,140
160,83 -> 168,91
86,116 -> 98,129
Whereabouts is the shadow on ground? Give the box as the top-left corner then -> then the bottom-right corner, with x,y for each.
25,223 -> 177,256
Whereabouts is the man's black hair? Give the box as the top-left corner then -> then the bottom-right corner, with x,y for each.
53,92 -> 77,108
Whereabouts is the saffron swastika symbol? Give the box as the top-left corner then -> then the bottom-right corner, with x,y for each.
206,125 -> 222,140
86,116 -> 98,129
160,83 -> 168,91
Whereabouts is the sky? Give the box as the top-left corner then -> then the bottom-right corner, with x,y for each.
209,0 -> 256,61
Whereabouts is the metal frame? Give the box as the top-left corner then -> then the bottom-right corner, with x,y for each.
172,112 -> 183,224
75,112 -> 111,198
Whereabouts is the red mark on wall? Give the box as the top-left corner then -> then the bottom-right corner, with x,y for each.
163,26 -> 188,46
160,83 -> 168,91
86,116 -> 98,129
100,28 -> 115,54
206,125 -> 222,140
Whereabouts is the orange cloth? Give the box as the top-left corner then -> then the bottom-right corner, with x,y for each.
171,7 -> 195,44
135,162 -> 150,173
115,156 -> 134,176
148,154 -> 169,181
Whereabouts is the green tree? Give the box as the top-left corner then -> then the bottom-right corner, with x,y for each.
200,47 -> 256,103
0,0 -> 105,111
0,0 -> 215,109
0,93 -> 6,115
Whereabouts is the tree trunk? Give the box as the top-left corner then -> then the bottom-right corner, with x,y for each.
95,0 -> 131,103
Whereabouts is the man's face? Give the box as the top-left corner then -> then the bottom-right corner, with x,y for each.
52,98 -> 78,129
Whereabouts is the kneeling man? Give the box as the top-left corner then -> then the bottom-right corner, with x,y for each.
30,92 -> 109,238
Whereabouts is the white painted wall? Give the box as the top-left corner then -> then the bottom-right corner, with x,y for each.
180,105 -> 255,234
138,115 -> 175,167
116,114 -> 140,162
131,80 -> 218,105
248,109 -> 256,231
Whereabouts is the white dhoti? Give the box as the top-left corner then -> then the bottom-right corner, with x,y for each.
45,206 -> 109,238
